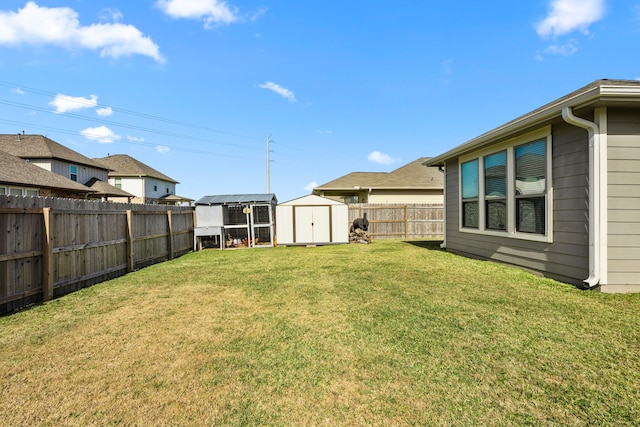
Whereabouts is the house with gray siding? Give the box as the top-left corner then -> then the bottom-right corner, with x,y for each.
0,133 -> 131,200
95,154 -> 192,205
425,79 -> 640,293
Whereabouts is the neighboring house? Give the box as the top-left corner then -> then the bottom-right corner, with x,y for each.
313,157 -> 444,204
0,133 -> 131,200
425,79 -> 640,293
0,150 -> 94,198
95,154 -> 193,205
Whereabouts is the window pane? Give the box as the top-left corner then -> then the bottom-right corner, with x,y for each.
486,200 -> 507,230
26,189 -> 38,196
485,151 -> 506,197
462,201 -> 479,228
515,139 -> 545,196
461,160 -> 478,199
10,188 -> 22,196
517,197 -> 545,234
0,187 -> 5,195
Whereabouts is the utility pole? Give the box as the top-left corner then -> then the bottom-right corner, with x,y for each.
266,134 -> 271,193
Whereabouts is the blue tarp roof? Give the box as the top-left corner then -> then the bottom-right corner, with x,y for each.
195,193 -> 277,205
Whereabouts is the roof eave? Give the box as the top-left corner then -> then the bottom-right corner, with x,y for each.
424,80 -> 640,167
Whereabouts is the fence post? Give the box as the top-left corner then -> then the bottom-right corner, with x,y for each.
404,205 -> 408,239
167,210 -> 173,260
42,207 -> 53,301
126,210 -> 134,272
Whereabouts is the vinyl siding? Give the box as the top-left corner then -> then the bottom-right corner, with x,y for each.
607,108 -> 640,286
443,121 -> 589,286
368,189 -> 443,204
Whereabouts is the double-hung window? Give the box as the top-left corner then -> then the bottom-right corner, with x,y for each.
461,160 -> 479,228
459,128 -> 551,242
70,165 -> 78,182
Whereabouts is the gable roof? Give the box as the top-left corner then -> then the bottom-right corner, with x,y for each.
84,177 -> 135,198
425,79 -> 640,166
195,194 -> 277,205
94,154 -> 178,183
0,150 -> 94,193
314,157 -> 443,191
0,134 -> 108,170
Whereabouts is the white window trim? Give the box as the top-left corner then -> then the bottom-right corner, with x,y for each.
458,127 -> 553,243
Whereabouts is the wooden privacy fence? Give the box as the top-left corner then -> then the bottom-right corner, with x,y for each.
347,203 -> 444,240
0,196 -> 194,315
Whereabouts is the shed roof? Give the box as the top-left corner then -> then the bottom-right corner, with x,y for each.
314,157 -> 443,191
94,154 -> 178,183
195,193 -> 277,205
0,134 -> 109,170
0,150 -> 94,193
279,194 -> 346,206
425,79 -> 640,166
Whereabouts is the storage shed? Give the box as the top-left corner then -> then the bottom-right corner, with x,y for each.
276,195 -> 349,246
194,194 -> 277,249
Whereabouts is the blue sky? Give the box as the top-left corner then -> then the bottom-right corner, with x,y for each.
0,0 -> 638,202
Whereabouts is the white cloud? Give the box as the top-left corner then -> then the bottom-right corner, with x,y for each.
536,0 -> 605,38
81,126 -> 121,143
127,135 -> 145,142
96,106 -> 113,117
304,181 -> 318,192
156,145 -> 170,153
543,41 -> 578,56
368,151 -> 398,165
258,81 -> 296,102
99,8 -> 123,23
12,87 -> 24,95
49,94 -> 97,114
315,129 -> 333,135
0,2 -> 163,62
156,0 -> 238,28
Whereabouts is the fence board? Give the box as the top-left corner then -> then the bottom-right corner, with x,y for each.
0,195 -> 194,315
348,203 -> 444,241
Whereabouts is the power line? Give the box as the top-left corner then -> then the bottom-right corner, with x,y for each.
0,80 -> 261,141
0,118 -> 258,160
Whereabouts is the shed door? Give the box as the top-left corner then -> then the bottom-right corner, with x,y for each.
295,206 -> 330,243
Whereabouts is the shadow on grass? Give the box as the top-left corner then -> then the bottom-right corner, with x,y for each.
403,240 -> 444,250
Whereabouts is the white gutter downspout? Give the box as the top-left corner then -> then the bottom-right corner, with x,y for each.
561,107 -> 600,289
438,165 -> 446,249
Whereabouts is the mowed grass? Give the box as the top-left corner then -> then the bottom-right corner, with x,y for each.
1,240 -> 639,426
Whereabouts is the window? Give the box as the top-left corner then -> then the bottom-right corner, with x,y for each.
9,188 -> 22,196
166,187 -> 170,194
461,159 -> 479,228
25,189 -> 38,196
515,139 -> 546,234
70,165 -> 78,182
153,180 -> 158,192
114,177 -> 122,189
0,187 -> 5,195
484,151 -> 507,230
459,129 -> 551,242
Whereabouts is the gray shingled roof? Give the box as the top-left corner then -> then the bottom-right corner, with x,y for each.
195,194 -> 277,205
0,150 -> 94,193
94,154 -> 178,183
0,134 -> 109,170
314,158 -> 443,191
84,177 -> 135,198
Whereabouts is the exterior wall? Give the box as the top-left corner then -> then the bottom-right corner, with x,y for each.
46,159 -> 108,184
606,108 -> 640,291
368,190 -> 443,204
443,121 -> 590,286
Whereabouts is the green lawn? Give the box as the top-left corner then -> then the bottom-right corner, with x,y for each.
1,240 -> 639,426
